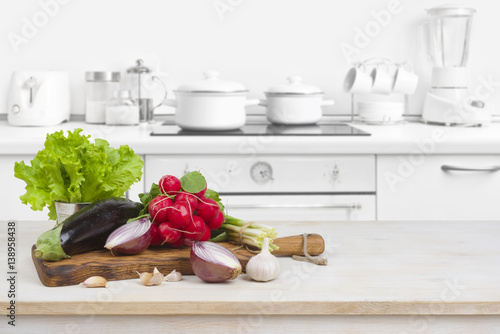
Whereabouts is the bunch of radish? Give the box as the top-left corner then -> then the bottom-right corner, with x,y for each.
146,173 -> 225,248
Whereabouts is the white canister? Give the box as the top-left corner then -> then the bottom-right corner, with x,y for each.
85,71 -> 121,124
260,76 -> 335,125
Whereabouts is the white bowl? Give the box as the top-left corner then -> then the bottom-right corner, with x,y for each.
359,107 -> 404,123
358,101 -> 405,110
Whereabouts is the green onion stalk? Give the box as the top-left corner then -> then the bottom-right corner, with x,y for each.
219,216 -> 279,251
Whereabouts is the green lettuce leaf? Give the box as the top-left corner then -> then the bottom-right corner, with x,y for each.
14,128 -> 144,220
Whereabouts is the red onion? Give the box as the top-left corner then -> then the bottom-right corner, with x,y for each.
105,217 -> 152,255
190,241 -> 242,283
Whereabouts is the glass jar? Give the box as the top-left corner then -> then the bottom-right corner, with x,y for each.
105,90 -> 139,125
85,71 -> 120,124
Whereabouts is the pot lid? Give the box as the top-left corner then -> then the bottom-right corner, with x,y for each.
427,5 -> 476,17
177,71 -> 247,93
265,76 -> 323,95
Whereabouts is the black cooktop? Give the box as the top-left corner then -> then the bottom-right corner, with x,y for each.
151,120 -> 370,137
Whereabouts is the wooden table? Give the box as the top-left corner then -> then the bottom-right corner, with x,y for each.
1,220 -> 499,333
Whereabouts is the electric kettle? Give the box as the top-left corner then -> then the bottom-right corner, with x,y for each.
7,71 -> 71,126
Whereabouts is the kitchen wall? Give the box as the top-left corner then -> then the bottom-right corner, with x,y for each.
1,0 -> 500,117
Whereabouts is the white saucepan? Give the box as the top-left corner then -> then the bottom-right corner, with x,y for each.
163,71 -> 259,131
259,76 -> 335,125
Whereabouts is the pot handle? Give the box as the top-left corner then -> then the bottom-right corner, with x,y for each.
321,99 -> 335,107
258,99 -> 267,107
162,99 -> 177,108
245,99 -> 261,107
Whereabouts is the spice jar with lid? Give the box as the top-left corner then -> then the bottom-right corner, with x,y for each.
85,71 -> 120,124
105,90 -> 139,125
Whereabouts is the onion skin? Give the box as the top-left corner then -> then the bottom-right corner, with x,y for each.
112,232 -> 152,255
190,241 -> 242,283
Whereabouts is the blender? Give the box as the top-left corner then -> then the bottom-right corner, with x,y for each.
421,5 -> 490,126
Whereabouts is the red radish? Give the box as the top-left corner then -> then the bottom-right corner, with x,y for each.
194,183 -> 207,197
175,191 -> 198,211
148,196 -> 173,224
159,175 -> 181,196
168,236 -> 186,248
148,223 -> 163,247
183,215 -> 206,241
159,222 -> 182,244
206,211 -> 225,230
200,224 -> 211,241
197,197 -> 220,222
168,201 -> 192,229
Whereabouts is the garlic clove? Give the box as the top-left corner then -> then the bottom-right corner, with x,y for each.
245,238 -> 281,282
80,276 -> 108,288
137,271 -> 153,285
137,268 -> 164,286
165,269 -> 182,282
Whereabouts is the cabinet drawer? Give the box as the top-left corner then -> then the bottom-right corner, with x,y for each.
377,155 -> 500,221
145,155 -> 375,194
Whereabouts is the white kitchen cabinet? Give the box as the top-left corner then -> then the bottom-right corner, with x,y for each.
145,155 -> 376,193
377,155 -> 500,221
0,155 -> 48,221
145,154 -> 376,221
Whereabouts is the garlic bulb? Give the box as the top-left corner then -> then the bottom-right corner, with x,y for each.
245,238 -> 281,282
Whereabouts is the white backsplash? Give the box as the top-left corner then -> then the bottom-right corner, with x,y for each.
1,0 -> 499,117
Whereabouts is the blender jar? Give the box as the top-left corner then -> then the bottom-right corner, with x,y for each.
426,6 -> 475,68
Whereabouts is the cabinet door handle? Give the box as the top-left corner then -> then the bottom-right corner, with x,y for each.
441,165 -> 500,172
229,203 -> 362,210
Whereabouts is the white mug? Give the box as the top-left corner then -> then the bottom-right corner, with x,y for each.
392,62 -> 419,95
370,63 -> 393,95
343,64 -> 373,94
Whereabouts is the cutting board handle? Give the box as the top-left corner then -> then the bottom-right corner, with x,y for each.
272,233 -> 325,256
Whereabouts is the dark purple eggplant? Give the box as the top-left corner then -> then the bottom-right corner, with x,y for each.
34,198 -> 143,261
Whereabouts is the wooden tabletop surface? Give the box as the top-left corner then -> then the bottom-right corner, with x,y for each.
1,220 -> 499,316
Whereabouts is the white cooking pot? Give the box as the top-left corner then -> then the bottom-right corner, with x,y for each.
259,76 -> 335,125
163,71 -> 259,131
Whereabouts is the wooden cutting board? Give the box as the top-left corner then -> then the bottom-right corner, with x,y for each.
32,234 -> 325,287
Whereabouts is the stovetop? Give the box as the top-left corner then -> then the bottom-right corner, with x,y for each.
151,115 -> 370,137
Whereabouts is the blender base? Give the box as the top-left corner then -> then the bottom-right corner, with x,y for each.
422,90 -> 491,127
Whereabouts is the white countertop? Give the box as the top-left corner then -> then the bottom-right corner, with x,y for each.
2,219 -> 500,333
1,119 -> 500,155
2,219 -> 499,316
